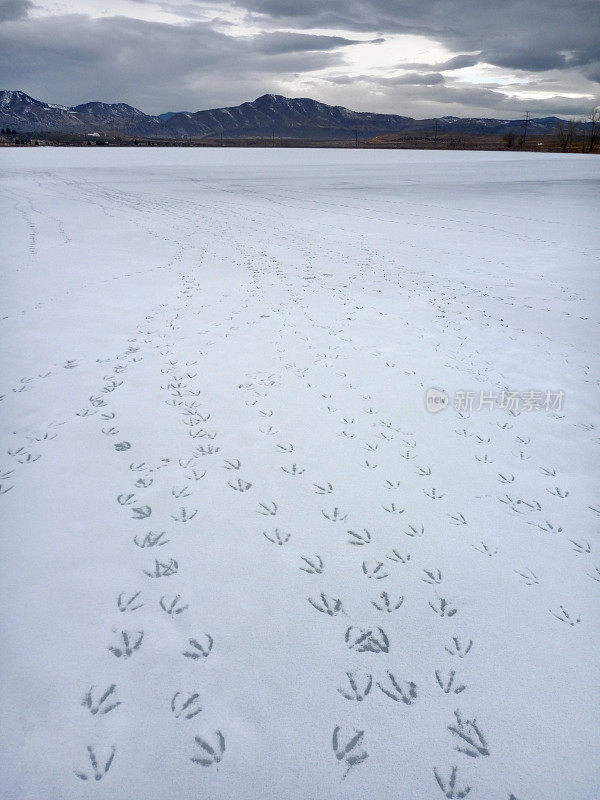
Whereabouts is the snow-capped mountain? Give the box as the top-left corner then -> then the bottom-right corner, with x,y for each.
1,90 -> 78,131
0,91 -> 164,136
162,94 -> 414,139
69,101 -> 164,135
0,89 -> 565,139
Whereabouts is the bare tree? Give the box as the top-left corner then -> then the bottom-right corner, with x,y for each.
503,131 -> 516,148
586,108 -> 600,152
555,120 -> 573,151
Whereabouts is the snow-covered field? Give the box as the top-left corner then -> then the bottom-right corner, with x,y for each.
1,148 -> 599,800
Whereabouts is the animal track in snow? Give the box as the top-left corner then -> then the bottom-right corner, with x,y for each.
108,630 -> 144,659
131,505 -> 152,519
472,542 -> 498,556
371,592 -> 403,612
191,731 -> 225,767
550,606 -> 581,625
117,591 -> 143,611
445,637 -> 473,658
447,710 -> 490,757
423,569 -> 442,585
362,561 -> 389,579
299,555 -> 324,574
257,501 -> 278,516
144,559 -> 178,578
81,685 -> 121,716
387,550 -> 411,564
160,594 -> 189,615
74,745 -> 115,781
515,568 -> 539,585
382,502 -> 404,514
171,691 -> 202,719
309,593 -> 343,616
434,765 -> 471,798
332,726 -> 368,778
183,635 -> 214,660
228,478 -> 252,491
134,531 -> 169,548
435,670 -> 466,694
171,507 -> 197,522
263,528 -> 289,545
337,671 -> 372,702
345,626 -> 389,653
377,673 -> 417,704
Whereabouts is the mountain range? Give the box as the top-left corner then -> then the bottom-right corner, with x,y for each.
0,90 -> 565,139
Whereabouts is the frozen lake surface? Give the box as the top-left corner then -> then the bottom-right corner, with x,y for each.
1,148 -> 599,800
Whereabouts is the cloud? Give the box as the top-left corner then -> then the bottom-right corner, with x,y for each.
251,31 -> 369,54
585,63 -> 600,83
0,0 -> 33,22
0,13 -> 352,111
402,54 -> 481,72
387,72 -> 445,86
0,1 -> 598,118
344,75 -> 594,116
436,54 -> 481,71
234,0 -> 600,74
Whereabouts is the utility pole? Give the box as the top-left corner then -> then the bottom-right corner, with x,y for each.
355,129 -> 358,148
521,111 -> 530,149
434,119 -> 438,145
220,132 -> 223,146
272,129 -> 275,147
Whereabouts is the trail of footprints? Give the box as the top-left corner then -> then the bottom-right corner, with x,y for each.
64,257 -> 594,795
70,288 -> 234,781
2,175 -> 597,799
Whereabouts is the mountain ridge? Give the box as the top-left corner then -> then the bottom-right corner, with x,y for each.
0,89 -> 566,139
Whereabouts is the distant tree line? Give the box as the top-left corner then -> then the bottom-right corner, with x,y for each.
499,108 -> 599,152
553,109 -> 599,152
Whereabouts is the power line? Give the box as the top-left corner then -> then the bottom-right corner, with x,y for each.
521,111 -> 530,149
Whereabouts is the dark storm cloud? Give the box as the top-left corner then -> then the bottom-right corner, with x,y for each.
436,54 -> 481,71
0,0 -> 597,117
585,64 -> 600,83
386,72 -> 446,86
252,31 -> 368,54
235,0 -> 600,74
402,54 -> 482,72
0,14 -> 361,111
323,72 -> 595,116
0,0 -> 33,22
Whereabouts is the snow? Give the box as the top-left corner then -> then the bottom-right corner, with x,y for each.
0,147 -> 599,800
1,90 -> 24,103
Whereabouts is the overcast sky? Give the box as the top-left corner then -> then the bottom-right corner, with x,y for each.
1,0 -> 598,118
